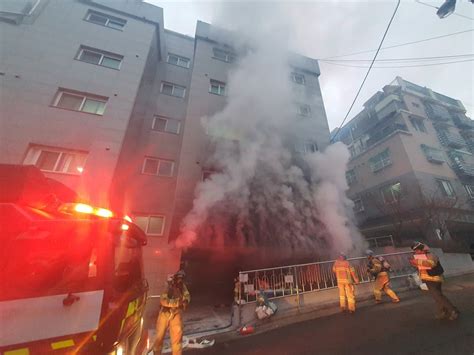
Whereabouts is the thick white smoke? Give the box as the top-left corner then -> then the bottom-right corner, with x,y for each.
176,3 -> 364,257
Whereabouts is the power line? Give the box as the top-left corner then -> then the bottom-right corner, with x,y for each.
321,29 -> 474,60
332,0 -> 401,142
322,58 -> 474,68
322,53 -> 474,63
415,0 -> 474,21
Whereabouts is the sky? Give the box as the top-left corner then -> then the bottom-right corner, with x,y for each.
145,0 -> 474,131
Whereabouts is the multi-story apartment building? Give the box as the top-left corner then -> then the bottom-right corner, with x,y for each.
1,1 -> 331,295
335,77 -> 474,249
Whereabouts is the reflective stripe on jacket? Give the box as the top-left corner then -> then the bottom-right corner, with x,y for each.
413,253 -> 443,283
160,284 -> 191,308
332,260 -> 359,284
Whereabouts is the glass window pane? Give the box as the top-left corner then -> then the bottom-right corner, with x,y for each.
168,55 -> 179,65
148,216 -> 164,235
107,20 -> 125,29
79,50 -> 102,65
166,119 -> 180,134
143,159 -> 159,174
178,58 -> 189,68
101,56 -> 121,69
133,216 -> 148,233
153,118 -> 167,131
158,160 -> 173,176
57,93 -> 83,111
55,153 -> 72,172
173,86 -> 185,98
210,85 -> 220,95
88,13 -> 108,25
36,151 -> 60,171
82,99 -> 106,115
162,84 -> 173,95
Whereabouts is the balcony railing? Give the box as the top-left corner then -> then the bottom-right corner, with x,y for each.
366,123 -> 409,147
437,130 -> 466,149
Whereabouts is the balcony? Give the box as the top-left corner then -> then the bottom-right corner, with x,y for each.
448,151 -> 474,178
454,161 -> 474,178
452,113 -> 474,129
437,130 -> 466,149
366,123 -> 409,147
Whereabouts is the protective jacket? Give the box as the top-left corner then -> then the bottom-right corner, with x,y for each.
367,257 -> 399,302
412,252 -> 443,283
333,259 -> 359,312
154,283 -> 191,355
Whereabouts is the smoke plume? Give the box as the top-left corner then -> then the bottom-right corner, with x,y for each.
176,3 -> 364,258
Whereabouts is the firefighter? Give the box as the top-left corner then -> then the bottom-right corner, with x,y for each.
409,242 -> 459,320
366,250 -> 400,304
332,252 -> 359,314
153,270 -> 190,355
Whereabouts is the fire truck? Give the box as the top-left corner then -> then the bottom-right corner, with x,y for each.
0,165 -> 149,354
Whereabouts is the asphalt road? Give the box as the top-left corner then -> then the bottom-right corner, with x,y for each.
188,278 -> 474,355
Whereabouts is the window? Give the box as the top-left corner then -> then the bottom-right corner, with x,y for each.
209,80 -> 226,96
142,157 -> 174,177
381,182 -> 402,204
297,104 -> 311,117
349,146 -> 357,158
167,53 -> 190,68
85,10 -> 126,30
437,179 -> 455,197
53,89 -> 107,115
295,141 -> 318,154
411,102 -> 420,108
212,48 -> 235,63
133,215 -> 165,236
24,145 -> 87,175
369,149 -> 392,172
291,72 -> 305,85
353,198 -> 364,212
152,116 -> 181,134
161,82 -> 186,98
421,144 -> 444,164
76,46 -> 123,69
465,184 -> 474,199
346,169 -> 357,186
410,118 -> 426,133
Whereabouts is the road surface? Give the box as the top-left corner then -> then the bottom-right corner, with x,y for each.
188,276 -> 474,355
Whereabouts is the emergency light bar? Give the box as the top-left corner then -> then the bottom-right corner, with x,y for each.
61,203 -> 115,219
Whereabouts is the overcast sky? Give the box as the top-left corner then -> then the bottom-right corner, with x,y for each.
145,0 -> 473,131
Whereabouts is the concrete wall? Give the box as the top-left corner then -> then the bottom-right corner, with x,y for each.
0,0 -> 162,205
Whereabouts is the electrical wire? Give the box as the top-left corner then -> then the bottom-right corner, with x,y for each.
321,29 -> 474,60
322,53 -> 474,63
331,0 -> 401,141
322,58 -> 474,69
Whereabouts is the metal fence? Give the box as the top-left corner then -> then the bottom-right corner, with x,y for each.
237,251 -> 414,303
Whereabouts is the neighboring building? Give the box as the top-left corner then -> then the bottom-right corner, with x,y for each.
1,1 -> 331,295
335,77 -> 474,248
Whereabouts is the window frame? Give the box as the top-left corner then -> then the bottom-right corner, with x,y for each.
24,145 -> 87,175
167,53 -> 190,68
212,48 -> 235,63
76,46 -> 123,70
133,215 -> 165,236
142,157 -> 175,177
369,149 -> 392,172
209,80 -> 226,96
409,117 -> 427,133
380,182 -> 402,204
84,10 -> 126,30
297,104 -> 312,117
160,82 -> 186,98
291,72 -> 306,85
464,184 -> 474,199
346,169 -> 357,186
152,115 -> 181,135
353,198 -> 364,213
52,89 -> 108,115
436,179 -> 456,198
